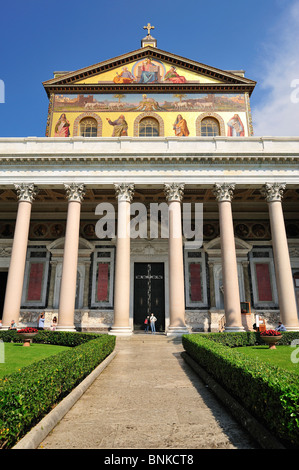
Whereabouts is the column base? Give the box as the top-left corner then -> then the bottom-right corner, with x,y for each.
109,326 -> 133,337
166,326 -> 190,336
285,326 -> 299,331
224,326 -> 245,332
56,325 -> 77,332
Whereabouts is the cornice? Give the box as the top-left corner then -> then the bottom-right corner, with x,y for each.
0,137 -> 298,166
43,82 -> 255,97
0,154 -> 298,166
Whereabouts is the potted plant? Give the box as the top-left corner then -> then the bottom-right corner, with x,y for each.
17,327 -> 39,347
260,329 -> 282,350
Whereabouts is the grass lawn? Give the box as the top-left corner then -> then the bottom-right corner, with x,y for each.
0,342 -> 70,378
235,345 -> 299,374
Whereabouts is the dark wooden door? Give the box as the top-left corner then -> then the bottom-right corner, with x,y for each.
134,263 -> 165,331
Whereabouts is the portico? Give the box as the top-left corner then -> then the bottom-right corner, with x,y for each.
0,136 -> 299,334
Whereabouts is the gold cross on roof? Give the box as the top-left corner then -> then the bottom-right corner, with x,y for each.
144,23 -> 155,36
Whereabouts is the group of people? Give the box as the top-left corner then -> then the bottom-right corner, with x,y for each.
0,314 -> 58,331
252,321 -> 287,332
37,313 -> 58,330
144,313 -> 157,334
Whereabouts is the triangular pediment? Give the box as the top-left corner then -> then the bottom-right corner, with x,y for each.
43,46 -> 256,96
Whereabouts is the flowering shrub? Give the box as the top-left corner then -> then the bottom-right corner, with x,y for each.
260,329 -> 282,336
17,327 -> 38,334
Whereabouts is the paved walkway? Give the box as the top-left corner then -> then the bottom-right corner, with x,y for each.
39,334 -> 258,449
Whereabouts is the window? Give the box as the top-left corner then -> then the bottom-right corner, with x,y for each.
80,117 -> 98,137
91,248 -> 115,307
249,248 -> 278,307
184,249 -> 208,307
139,118 -> 159,137
22,248 -> 50,307
201,118 -> 220,137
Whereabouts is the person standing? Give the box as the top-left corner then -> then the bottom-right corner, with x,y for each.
144,315 -> 150,333
38,312 -> 45,330
150,313 -> 157,334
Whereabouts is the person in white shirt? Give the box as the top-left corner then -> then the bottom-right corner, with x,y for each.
150,313 -> 157,334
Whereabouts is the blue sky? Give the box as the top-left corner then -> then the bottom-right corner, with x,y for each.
0,0 -> 299,137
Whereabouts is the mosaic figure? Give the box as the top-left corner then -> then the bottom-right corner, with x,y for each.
227,114 -> 244,136
106,115 -> 128,136
173,114 -> 189,136
54,113 -> 70,137
113,66 -> 135,84
164,66 -> 187,84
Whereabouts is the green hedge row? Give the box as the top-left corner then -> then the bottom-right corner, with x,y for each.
0,329 -> 102,346
182,332 -> 299,448
0,332 -> 116,449
198,331 -> 299,347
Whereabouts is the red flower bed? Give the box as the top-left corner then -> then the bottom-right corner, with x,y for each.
260,329 -> 282,336
17,327 -> 38,334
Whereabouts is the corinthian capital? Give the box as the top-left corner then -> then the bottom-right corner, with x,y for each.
260,183 -> 286,202
114,183 -> 135,202
15,183 -> 38,203
64,183 -> 86,202
164,183 -> 184,202
213,183 -> 235,202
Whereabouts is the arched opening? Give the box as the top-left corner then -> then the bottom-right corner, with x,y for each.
138,117 -> 159,137
80,117 -> 98,137
201,117 -> 220,136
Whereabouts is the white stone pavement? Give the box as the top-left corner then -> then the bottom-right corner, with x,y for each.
37,334 -> 258,450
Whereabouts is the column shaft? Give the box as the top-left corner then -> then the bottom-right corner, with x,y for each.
213,183 -> 243,331
110,183 -> 134,336
2,184 -> 37,328
165,183 -> 188,335
57,184 -> 85,331
261,183 -> 299,330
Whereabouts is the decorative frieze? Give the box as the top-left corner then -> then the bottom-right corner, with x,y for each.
114,182 -> 135,202
260,182 -> 286,202
164,183 -> 184,202
64,183 -> 86,202
213,183 -> 235,202
15,183 -> 38,203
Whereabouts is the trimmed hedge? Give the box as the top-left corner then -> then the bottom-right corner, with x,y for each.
0,331 -> 115,449
182,332 -> 299,448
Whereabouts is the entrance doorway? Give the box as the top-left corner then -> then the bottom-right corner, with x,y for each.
134,262 -> 165,331
0,271 -> 8,320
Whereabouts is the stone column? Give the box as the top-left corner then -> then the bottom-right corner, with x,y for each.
57,183 -> 85,331
110,183 -> 134,336
2,183 -> 38,328
164,183 -> 189,335
261,183 -> 299,330
213,183 -> 244,331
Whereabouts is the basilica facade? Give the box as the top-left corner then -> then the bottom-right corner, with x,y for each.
1,30 -> 299,334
